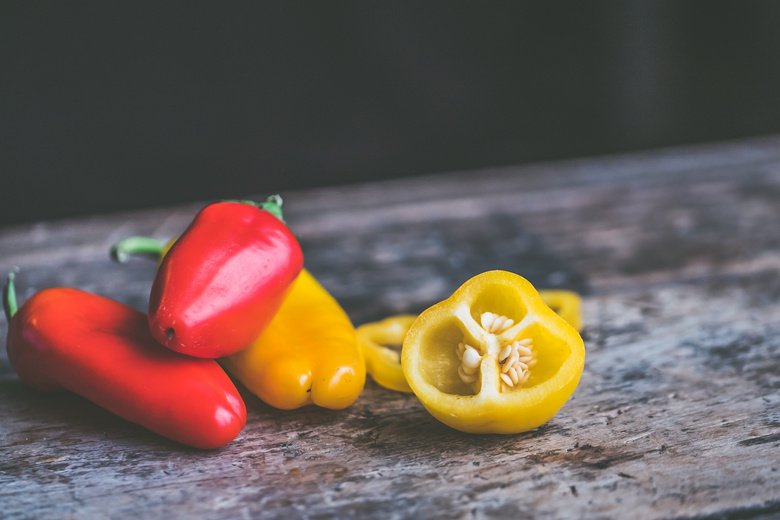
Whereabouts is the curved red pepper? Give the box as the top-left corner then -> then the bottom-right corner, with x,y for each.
4,274 -> 246,450
148,197 -> 304,358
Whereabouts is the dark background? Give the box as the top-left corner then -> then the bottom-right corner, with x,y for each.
3,2 -> 780,227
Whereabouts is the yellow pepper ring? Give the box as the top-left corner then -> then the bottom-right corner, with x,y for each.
538,290 -> 582,332
356,315 -> 417,393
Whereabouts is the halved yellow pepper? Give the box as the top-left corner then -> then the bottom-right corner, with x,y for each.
357,290 -> 582,394
221,269 -> 365,410
401,270 -> 584,434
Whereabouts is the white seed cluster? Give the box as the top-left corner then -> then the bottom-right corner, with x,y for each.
480,312 -> 514,334
455,312 -> 537,391
456,342 -> 481,384
498,338 -> 536,392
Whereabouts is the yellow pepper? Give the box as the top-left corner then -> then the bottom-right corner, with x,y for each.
221,269 -> 365,410
356,315 -> 416,393
357,290 -> 582,394
401,270 -> 584,434
111,236 -> 365,410
538,290 -> 582,332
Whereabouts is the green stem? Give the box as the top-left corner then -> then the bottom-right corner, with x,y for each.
110,236 -> 166,263
258,194 -> 284,221
3,269 -> 18,322
227,194 -> 285,222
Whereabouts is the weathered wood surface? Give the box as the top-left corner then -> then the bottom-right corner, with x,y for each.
2,136 -> 780,519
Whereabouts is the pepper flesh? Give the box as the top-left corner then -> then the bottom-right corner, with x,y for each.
148,198 -> 303,358
4,277 -> 246,449
402,270 -> 584,434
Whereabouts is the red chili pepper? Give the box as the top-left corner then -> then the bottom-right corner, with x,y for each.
3,272 -> 247,450
147,196 -> 304,358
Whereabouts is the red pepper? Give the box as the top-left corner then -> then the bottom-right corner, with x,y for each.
147,196 -> 304,358
3,272 -> 247,449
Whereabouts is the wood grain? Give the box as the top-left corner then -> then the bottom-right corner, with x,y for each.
2,136 -> 780,519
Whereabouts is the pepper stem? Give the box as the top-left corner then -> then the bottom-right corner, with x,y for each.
258,194 -> 284,221
227,195 -> 286,222
110,236 -> 166,263
3,268 -> 19,322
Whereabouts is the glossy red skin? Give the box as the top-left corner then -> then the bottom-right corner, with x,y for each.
7,288 -> 247,450
148,202 -> 304,358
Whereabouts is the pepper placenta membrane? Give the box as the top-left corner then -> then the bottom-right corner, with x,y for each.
401,270 -> 585,434
3,272 -> 246,449
147,196 -> 303,358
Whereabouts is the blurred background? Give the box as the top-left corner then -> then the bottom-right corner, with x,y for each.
3,1 -> 780,226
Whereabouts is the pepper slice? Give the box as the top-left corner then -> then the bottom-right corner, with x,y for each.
401,270 -> 584,434
538,290 -> 582,332
356,315 -> 416,393
3,272 -> 246,449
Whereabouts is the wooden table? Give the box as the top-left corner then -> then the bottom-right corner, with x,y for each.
2,136 -> 780,519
